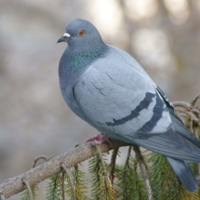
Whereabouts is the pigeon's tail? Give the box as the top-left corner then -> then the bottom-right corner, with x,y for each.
166,157 -> 197,192
169,108 -> 200,148
157,85 -> 200,148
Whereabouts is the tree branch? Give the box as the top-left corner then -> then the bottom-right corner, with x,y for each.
0,141 -> 125,199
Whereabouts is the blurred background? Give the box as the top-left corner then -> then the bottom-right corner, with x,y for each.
0,0 -> 200,199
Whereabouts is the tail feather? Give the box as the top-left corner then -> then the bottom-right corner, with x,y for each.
157,86 -> 200,148
166,157 -> 197,192
170,109 -> 200,148
130,129 -> 200,163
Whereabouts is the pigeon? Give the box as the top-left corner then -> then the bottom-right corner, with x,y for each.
57,18 -> 200,192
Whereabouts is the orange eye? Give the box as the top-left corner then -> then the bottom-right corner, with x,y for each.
79,30 -> 85,36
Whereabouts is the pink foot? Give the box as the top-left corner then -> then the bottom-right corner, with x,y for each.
84,134 -> 112,146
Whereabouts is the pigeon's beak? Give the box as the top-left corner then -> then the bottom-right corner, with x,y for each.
57,33 -> 71,43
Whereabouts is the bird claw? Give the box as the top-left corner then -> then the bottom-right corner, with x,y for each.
84,134 -> 112,146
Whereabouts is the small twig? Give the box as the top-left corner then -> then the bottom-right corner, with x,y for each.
61,171 -> 65,200
90,142 -> 108,176
191,94 -> 200,106
172,101 -> 191,109
22,178 -> 33,200
175,109 -> 199,123
174,107 -> 187,115
193,125 -> 199,140
189,119 -> 194,133
60,163 -> 76,200
191,108 -> 200,117
186,111 -> 199,123
124,146 -> 132,168
52,173 -> 59,197
32,155 -> 52,168
176,113 -> 187,124
109,147 -> 119,184
133,145 -> 152,200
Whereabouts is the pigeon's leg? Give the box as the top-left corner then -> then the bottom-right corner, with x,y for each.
84,133 -> 112,145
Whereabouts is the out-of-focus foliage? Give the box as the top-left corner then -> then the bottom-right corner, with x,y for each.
1,0 -> 200,199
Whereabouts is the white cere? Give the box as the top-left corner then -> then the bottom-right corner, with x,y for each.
63,33 -> 71,37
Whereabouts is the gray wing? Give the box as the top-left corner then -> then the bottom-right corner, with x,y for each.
73,46 -> 200,162
73,46 -> 171,136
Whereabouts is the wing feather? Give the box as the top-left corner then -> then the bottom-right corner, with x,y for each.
74,46 -> 171,136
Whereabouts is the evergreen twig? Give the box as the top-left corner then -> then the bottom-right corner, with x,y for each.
91,142 -> 107,176
21,184 -> 38,200
21,178 -> 33,200
133,145 -> 152,200
46,173 -> 62,200
191,94 -> 200,106
71,165 -> 88,200
89,142 -> 115,200
21,155 -> 44,200
109,147 -> 119,184
89,143 -> 115,200
61,171 -> 65,200
60,163 -> 76,200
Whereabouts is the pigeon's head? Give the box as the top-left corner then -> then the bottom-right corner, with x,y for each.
57,18 -> 105,52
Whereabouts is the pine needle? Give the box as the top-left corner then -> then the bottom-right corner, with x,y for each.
21,184 -> 39,200
46,173 -> 62,200
88,154 -> 115,200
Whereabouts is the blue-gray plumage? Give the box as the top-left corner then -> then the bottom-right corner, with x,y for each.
57,18 -> 200,192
